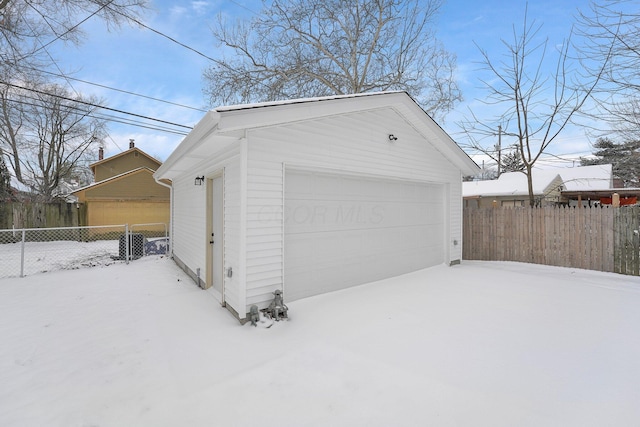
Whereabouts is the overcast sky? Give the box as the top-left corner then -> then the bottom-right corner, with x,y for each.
44,0 -> 613,169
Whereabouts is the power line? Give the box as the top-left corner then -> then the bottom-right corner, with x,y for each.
18,65 -> 208,113
4,97 -> 189,136
11,13 -> 204,138
23,15 -> 86,103
2,95 -> 190,136
12,1 -> 209,119
7,27 -> 196,137
20,0 -> 116,61
106,134 -> 124,152
1,81 -> 193,131
228,0 -> 259,15
5,2 -> 247,138
104,4 -> 218,62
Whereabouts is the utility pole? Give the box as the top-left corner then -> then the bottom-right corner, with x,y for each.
497,125 -> 502,177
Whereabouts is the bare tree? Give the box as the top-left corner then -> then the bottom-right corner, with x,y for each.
203,0 -> 461,119
0,81 -> 105,201
459,8 -> 611,206
0,0 -> 147,199
576,0 -> 640,140
1,0 -> 147,71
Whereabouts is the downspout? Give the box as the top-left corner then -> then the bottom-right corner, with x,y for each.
155,178 -> 174,258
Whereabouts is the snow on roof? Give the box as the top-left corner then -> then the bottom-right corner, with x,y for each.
556,164 -> 612,191
463,164 -> 614,198
214,91 -> 405,112
463,170 -> 562,198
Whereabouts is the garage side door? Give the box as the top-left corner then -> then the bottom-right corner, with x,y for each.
284,170 -> 444,301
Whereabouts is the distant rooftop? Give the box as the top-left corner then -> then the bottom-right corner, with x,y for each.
463,164 -> 613,198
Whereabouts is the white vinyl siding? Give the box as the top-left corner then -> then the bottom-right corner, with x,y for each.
243,107 -> 461,312
221,157 -> 241,314
169,143 -> 245,314
171,174 -> 208,279
245,159 -> 284,306
449,180 -> 463,262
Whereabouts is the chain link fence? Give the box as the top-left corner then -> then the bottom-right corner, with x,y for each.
130,223 -> 170,256
0,223 -> 169,279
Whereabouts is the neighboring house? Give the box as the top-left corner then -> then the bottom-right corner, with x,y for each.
562,188 -> 640,207
557,164 -> 613,192
464,170 -> 564,208
72,141 -> 170,227
52,179 -> 82,203
154,91 -> 479,321
464,164 -> 616,208
555,164 -> 637,206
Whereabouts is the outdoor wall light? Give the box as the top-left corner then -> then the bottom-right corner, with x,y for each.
388,134 -> 398,141
194,176 -> 205,186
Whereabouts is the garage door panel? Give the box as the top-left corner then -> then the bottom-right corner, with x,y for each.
286,234 -> 315,261
383,204 -> 431,226
364,253 -> 404,278
285,170 -> 445,301
286,171 -> 313,195
289,231 -> 366,263
293,227 -> 438,266
320,232 -> 361,257
286,202 -> 389,234
287,261 -> 365,301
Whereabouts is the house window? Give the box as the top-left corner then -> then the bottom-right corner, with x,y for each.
501,200 -> 524,208
464,199 -> 479,209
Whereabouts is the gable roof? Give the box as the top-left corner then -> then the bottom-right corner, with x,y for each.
154,91 -> 479,180
555,164 -> 612,191
90,147 -> 161,171
463,164 -> 614,198
72,167 -> 157,194
463,170 -> 563,198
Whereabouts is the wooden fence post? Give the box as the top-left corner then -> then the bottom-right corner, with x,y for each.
612,193 -> 620,208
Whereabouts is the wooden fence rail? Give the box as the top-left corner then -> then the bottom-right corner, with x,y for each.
463,206 -> 640,276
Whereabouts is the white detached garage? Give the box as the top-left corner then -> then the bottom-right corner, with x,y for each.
154,92 -> 479,321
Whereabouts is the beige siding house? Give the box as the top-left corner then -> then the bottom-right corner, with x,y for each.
73,142 -> 170,227
154,92 -> 479,321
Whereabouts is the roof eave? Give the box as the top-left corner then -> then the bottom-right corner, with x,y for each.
155,92 -> 480,179
154,111 -> 222,180
214,91 -> 479,176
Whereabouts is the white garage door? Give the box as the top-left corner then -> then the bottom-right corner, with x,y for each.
284,170 -> 445,301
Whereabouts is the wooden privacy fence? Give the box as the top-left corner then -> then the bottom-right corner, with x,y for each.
463,206 -> 640,276
0,201 -> 80,230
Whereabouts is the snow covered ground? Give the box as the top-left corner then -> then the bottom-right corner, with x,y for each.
1,256 -> 639,426
0,239 -> 121,279
0,236 -> 168,279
